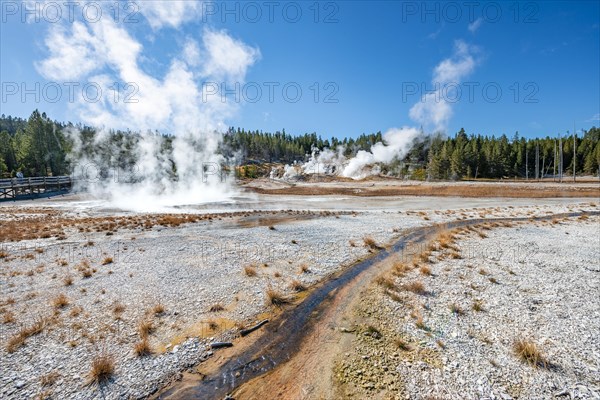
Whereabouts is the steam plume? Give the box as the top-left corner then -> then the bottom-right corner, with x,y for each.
293,40 -> 479,180
35,2 -> 260,211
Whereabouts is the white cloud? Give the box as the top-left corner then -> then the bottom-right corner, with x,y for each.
433,40 -> 477,84
35,22 -> 101,81
427,24 -> 445,39
201,29 -> 261,82
36,18 -> 259,132
409,40 -> 479,132
468,17 -> 483,33
586,113 -> 600,122
182,40 -> 201,66
138,1 -> 203,29
24,1 -> 202,31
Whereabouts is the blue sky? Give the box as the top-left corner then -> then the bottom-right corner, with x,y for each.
1,1 -> 599,139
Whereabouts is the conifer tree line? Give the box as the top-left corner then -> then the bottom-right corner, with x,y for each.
1,110 -> 599,180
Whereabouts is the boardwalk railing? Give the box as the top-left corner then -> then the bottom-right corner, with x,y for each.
0,176 -> 73,201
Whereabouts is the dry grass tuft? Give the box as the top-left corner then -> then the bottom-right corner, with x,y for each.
6,333 -> 26,353
393,262 -> 411,276
152,303 -> 165,315
449,302 -> 464,316
384,289 -> 402,302
209,303 -> 224,312
299,264 -> 311,274
6,316 -> 48,352
395,337 -> 412,351
437,232 -> 455,248
138,319 -> 154,339
207,319 -> 219,330
25,292 -> 38,300
478,268 -> 488,275
363,236 -> 381,250
81,268 -> 93,279
289,279 -> 307,292
365,325 -> 382,339
419,265 -> 432,276
419,251 -> 432,263
134,339 -> 152,357
243,265 -> 257,277
101,257 -> 113,265
415,315 -> 429,331
375,275 -> 396,290
88,353 -> 115,385
63,275 -> 73,286
2,311 -> 16,324
514,338 -> 548,368
52,293 -> 70,309
70,306 -> 83,317
112,302 -> 125,315
403,281 -> 427,295
266,288 -> 291,307
40,371 -> 60,387
472,299 -> 484,312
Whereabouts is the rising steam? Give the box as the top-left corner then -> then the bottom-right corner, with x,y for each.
288,40 -> 479,180
35,2 -> 480,198
35,1 -> 260,211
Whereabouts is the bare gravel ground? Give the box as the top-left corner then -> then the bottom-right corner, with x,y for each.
335,214 -> 600,399
0,197 -> 597,399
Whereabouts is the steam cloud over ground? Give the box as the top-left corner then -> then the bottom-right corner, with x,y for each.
34,1 -> 480,201
35,1 -> 260,210
284,40 -> 479,180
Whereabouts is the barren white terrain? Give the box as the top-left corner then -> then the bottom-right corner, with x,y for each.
336,214 -> 600,399
0,193 -> 597,399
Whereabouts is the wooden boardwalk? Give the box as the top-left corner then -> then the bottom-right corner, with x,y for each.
0,176 -> 72,201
